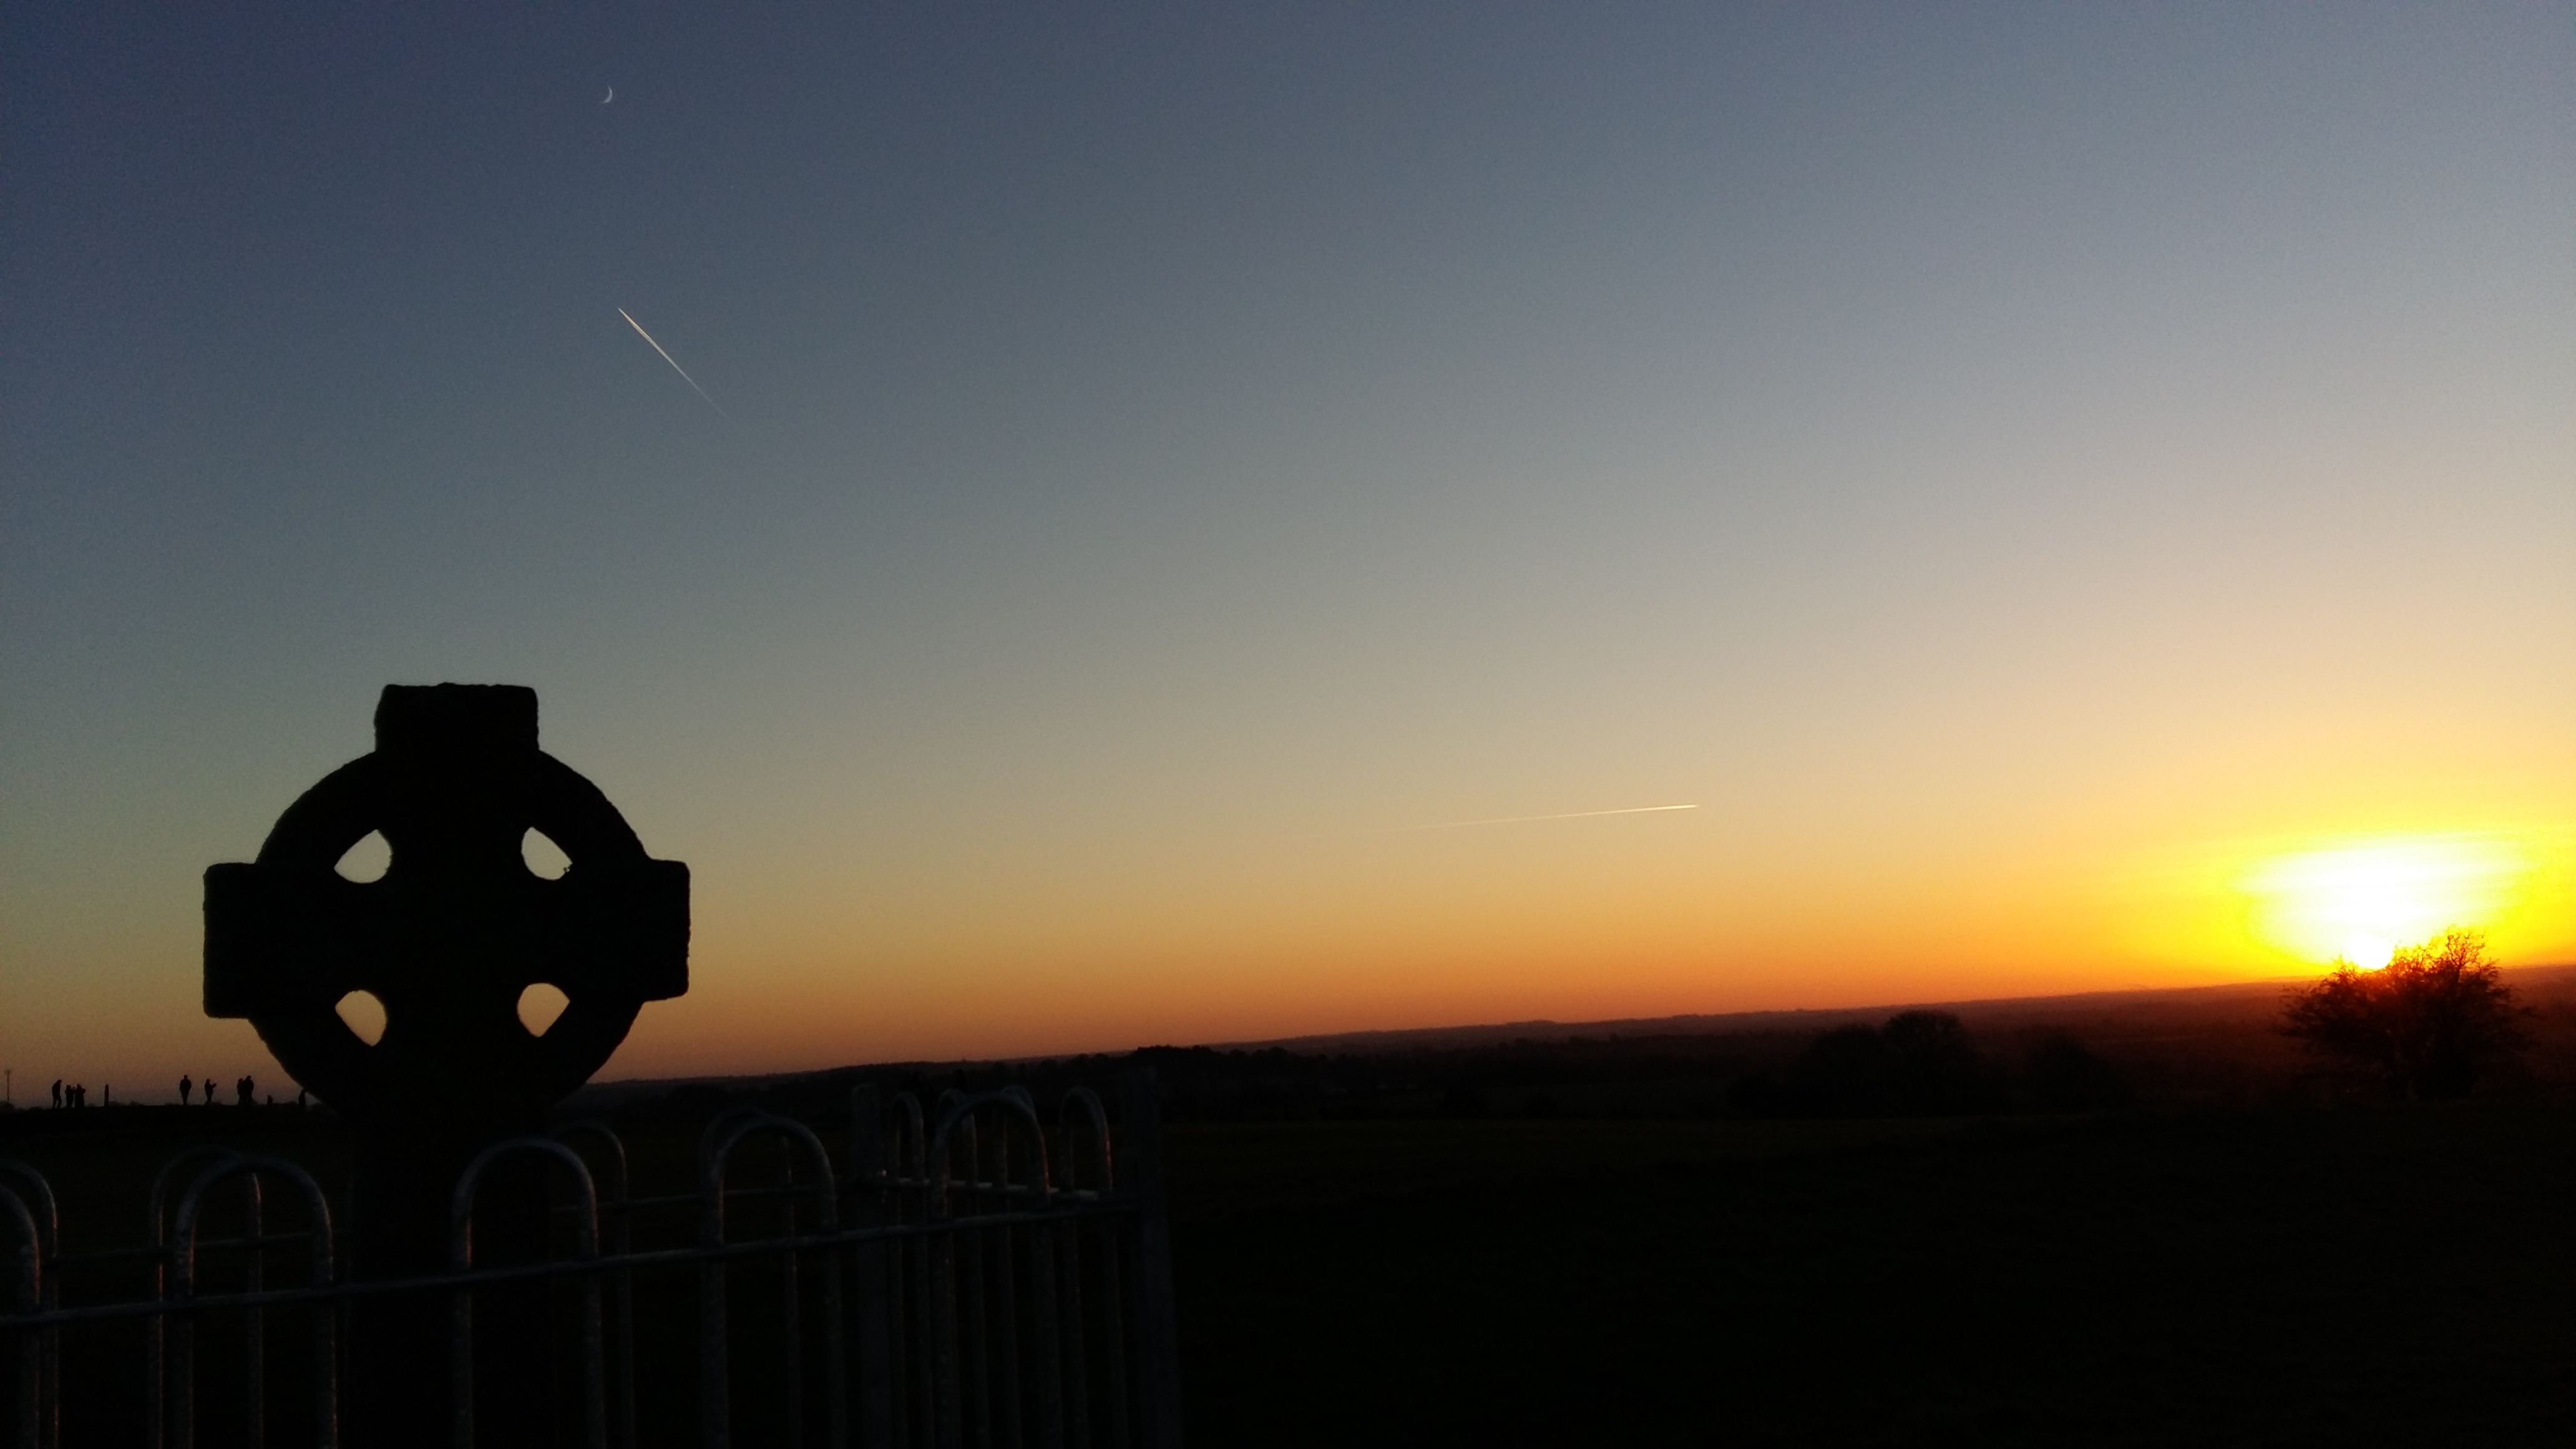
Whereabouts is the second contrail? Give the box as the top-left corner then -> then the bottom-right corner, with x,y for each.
618,307 -> 736,426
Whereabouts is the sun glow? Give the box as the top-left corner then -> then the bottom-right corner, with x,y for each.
2241,834 -> 2533,969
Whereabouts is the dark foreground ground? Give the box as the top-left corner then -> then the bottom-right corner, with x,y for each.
9,1105 -> 2575,1446
1166,1110 -> 2576,1448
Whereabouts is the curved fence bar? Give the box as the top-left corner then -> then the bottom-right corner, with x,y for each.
155,1151 -> 242,1449
1056,1091 -> 1113,1198
0,1078 -> 1179,1449
927,1099 -> 978,1448
891,1093 -> 928,1183
694,1108 -> 778,1184
167,1154 -> 338,1449
0,1164 -> 58,1449
143,1146 -> 240,1449
1010,1090 -> 1068,1449
2,1184 -> 44,1449
925,1090 -> 1065,1449
448,1138 -> 605,1449
554,1120 -> 637,1449
700,1112 -> 846,1449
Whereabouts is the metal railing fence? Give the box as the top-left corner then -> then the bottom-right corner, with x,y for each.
0,1073 -> 1184,1449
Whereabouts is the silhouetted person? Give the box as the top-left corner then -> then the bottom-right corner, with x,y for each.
49,1079 -> 61,1109
180,1075 -> 194,1105
102,1083 -> 111,1106
237,1074 -> 255,1106
203,1071 -> 215,1102
296,1088 -> 308,1108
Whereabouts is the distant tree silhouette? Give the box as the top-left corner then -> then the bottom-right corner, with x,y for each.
1881,1010 -> 1993,1113
2022,1033 -> 2129,1112
1778,1012 -> 2001,1116
1787,1024 -> 1894,1115
2280,929 -> 2528,1100
1439,1083 -> 1493,1120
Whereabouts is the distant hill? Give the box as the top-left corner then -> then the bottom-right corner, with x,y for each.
1203,978 -> 2313,1055
578,964 -> 2576,1117
1181,961 -> 2576,1052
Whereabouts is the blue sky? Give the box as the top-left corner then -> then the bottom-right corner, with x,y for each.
6,4 -> 2570,1088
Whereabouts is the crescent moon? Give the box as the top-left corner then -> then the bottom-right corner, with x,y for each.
602,85 -> 614,104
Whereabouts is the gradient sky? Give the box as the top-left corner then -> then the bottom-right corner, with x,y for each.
5,4 -> 2571,1095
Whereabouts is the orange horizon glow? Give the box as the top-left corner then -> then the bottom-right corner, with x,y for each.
560,817 -> 2576,1082
10,808 -> 2575,1091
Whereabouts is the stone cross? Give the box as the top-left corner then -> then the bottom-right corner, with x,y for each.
204,685 -> 688,1128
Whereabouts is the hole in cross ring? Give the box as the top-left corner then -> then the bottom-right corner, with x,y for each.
518,982 -> 571,1037
522,828 -> 570,879
336,990 -> 388,1046
336,831 -> 391,882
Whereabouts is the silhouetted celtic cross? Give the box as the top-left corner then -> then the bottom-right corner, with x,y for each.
205,685 -> 688,1124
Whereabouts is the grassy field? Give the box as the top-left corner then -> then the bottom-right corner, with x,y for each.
1166,1108 -> 2576,1447
11,1103 -> 2576,1445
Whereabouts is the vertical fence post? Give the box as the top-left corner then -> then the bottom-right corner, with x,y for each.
170,1214 -> 197,1449
955,1112 -> 987,1449
897,1096 -> 929,1449
778,1163 -> 804,1449
1118,1070 -> 1184,1449
555,1125 -> 635,1449
987,1116 -> 1022,1449
700,1147 -> 732,1449
1053,1093 -> 1109,1449
929,1109 -> 964,1449
297,1174 -> 340,1449
240,1177 -> 265,1449
851,1088 -> 897,1449
449,1200 -> 475,1449
1015,1094 -> 1064,1449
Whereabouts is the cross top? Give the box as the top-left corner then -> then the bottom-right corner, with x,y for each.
205,685 -> 689,1126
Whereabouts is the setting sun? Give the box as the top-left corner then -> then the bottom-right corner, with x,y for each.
2242,835 -> 2534,969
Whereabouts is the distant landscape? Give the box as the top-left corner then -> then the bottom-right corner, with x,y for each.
8,5 -> 2569,1443
564,964 -> 2576,1126
18,965 -> 2576,1445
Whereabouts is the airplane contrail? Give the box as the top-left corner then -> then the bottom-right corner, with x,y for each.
618,308 -> 736,426
1328,803 -> 1702,837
